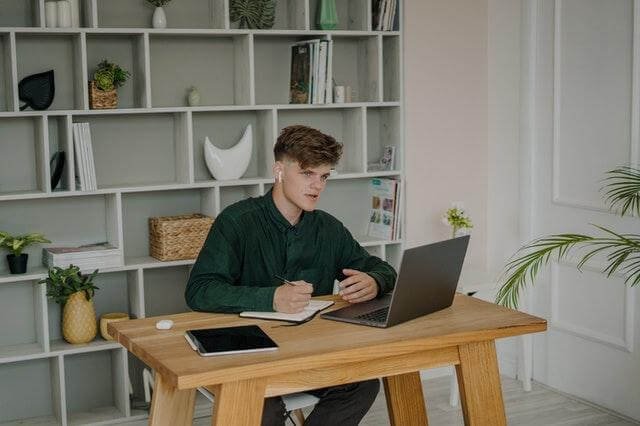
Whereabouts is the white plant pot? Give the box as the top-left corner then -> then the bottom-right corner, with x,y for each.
204,124 -> 253,180
152,6 -> 167,29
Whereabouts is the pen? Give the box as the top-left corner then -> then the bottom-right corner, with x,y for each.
275,274 -> 300,286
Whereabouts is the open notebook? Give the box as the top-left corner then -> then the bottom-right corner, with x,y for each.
240,300 -> 334,324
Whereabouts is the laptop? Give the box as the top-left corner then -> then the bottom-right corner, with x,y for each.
321,236 -> 469,328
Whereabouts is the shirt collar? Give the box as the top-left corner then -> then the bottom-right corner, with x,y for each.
263,189 -> 309,234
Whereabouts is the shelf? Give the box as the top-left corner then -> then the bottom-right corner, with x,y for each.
0,1 -> 39,28
0,116 -> 47,195
143,266 -> 191,317
220,184 -> 262,212
383,35 -> 401,102
332,35 -> 380,102
309,0 -> 369,31
367,106 -> 401,171
0,33 -> 11,112
0,281 -> 47,358
97,0 -> 226,29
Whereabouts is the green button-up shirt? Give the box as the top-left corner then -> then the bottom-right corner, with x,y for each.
185,190 -> 397,313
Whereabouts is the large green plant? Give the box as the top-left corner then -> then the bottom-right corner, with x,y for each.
93,60 -> 131,92
0,231 -> 50,256
230,0 -> 276,29
41,265 -> 99,304
497,166 -> 640,309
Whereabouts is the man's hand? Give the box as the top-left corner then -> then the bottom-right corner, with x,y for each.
339,269 -> 378,303
273,281 -> 313,313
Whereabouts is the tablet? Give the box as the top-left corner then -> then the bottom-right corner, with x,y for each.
184,325 -> 278,357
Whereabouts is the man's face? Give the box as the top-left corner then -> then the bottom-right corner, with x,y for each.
279,160 -> 332,212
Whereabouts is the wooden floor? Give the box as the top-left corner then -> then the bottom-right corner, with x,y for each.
125,376 -> 638,425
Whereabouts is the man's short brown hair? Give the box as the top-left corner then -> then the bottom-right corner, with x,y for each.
274,125 -> 343,168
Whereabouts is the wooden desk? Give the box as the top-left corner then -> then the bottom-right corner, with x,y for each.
109,295 -> 546,426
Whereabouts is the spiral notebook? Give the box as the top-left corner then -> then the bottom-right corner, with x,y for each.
240,300 -> 334,323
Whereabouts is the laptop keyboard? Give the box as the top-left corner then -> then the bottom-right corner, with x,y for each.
356,307 -> 389,323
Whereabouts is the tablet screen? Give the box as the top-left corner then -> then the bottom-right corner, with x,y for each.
186,325 -> 278,356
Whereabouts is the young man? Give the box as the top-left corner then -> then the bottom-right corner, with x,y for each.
185,125 -> 397,426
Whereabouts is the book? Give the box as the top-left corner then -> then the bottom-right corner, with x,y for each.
82,122 -> 97,190
240,300 -> 334,323
317,40 -> 328,104
380,145 -> 395,171
366,178 -> 399,240
325,39 -> 333,103
289,43 -> 311,104
72,123 -> 86,190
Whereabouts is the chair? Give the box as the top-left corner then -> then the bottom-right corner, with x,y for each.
143,368 -> 319,425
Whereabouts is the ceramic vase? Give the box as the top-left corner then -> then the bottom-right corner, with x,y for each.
45,2 -> 57,27
62,291 -> 97,344
56,0 -> 71,28
318,0 -> 338,30
152,6 -> 167,29
187,87 -> 201,106
204,124 -> 253,180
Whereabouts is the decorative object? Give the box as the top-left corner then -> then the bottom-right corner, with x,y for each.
68,0 -> 80,27
187,86 -> 200,106
204,124 -> 253,180
41,265 -> 99,344
100,312 -> 129,340
149,214 -> 214,261
318,0 -> 338,30
45,1 -> 57,27
89,59 -> 130,109
0,231 -> 51,274
230,0 -> 276,29
497,166 -> 640,309
50,150 -> 66,191
56,0 -> 71,27
442,202 -> 473,238
334,85 -> 345,103
18,70 -> 55,111
146,0 -> 171,28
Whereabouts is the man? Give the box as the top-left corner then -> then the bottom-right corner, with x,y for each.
186,125 -> 397,426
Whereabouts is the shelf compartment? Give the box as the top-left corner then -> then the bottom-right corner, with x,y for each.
143,265 -> 191,317
0,281 -> 47,361
219,184 -> 261,212
64,348 -> 129,425
253,35 -> 328,105
0,357 -> 63,424
0,116 -> 48,196
97,0 -> 226,29
0,0 -> 40,27
229,0 -> 305,30
0,194 -> 121,274
15,34 -> 84,111
0,33 -> 14,112
47,270 -> 134,345
192,109 -> 275,182
332,35 -> 380,102
47,115 -> 73,192
149,34 -> 251,107
309,0 -> 369,31
277,108 -> 364,174
86,34 -> 147,109
121,188 -> 216,259
74,113 -> 189,188
385,242 -> 402,270
366,106 -> 401,172
382,35 -> 400,101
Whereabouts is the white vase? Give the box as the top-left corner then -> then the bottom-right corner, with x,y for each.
45,2 -> 57,27
68,0 -> 80,27
56,0 -> 71,27
204,124 -> 253,180
187,87 -> 200,106
152,6 -> 167,29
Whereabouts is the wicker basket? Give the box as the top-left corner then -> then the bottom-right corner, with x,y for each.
149,213 -> 214,261
89,80 -> 118,109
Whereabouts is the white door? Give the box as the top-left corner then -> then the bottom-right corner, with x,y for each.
526,0 -> 640,419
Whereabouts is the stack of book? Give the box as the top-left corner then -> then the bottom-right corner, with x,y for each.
289,38 -> 333,104
366,178 -> 402,240
372,0 -> 398,31
72,122 -> 97,191
43,243 -> 122,270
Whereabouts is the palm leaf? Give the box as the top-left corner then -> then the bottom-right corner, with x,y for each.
602,166 -> 640,217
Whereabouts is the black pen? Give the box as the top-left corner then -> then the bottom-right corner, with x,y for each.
275,274 -> 299,286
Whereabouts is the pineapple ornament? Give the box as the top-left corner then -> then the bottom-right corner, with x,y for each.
41,265 -> 99,344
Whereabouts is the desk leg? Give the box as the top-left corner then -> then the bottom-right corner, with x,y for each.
149,373 -> 196,426
211,378 -> 266,425
383,371 -> 429,426
456,340 -> 507,426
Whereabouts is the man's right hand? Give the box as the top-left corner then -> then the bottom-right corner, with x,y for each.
273,281 -> 313,313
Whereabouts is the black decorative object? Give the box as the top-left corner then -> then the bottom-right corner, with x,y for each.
19,70 -> 55,111
50,150 -> 66,191
229,0 -> 276,29
7,254 -> 28,274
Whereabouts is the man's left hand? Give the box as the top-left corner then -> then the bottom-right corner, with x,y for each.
339,269 -> 378,303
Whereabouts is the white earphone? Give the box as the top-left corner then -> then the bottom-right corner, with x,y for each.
277,171 -> 283,182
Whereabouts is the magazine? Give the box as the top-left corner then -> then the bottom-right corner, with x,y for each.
366,178 -> 400,240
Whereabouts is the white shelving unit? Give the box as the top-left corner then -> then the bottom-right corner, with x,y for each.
0,0 -> 403,424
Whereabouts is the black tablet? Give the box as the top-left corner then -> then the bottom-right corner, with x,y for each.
184,325 -> 278,357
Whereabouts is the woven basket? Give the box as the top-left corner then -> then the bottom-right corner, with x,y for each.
149,213 -> 214,261
89,80 -> 118,109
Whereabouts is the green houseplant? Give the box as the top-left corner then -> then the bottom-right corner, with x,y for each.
0,231 -> 50,274
497,166 -> 640,309
442,203 -> 473,238
89,59 -> 131,109
41,265 -> 99,344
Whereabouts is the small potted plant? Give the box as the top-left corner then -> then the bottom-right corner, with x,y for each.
0,231 -> 51,274
146,0 -> 172,28
41,265 -> 99,344
89,59 -> 131,109
442,202 -> 473,238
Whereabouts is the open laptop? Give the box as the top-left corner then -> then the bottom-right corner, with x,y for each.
321,236 -> 469,328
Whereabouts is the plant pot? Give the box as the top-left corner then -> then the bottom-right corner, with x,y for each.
89,80 -> 117,109
152,6 -> 167,28
62,291 -> 97,344
7,253 -> 28,274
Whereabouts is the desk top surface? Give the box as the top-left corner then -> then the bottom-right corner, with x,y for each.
110,294 -> 546,389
